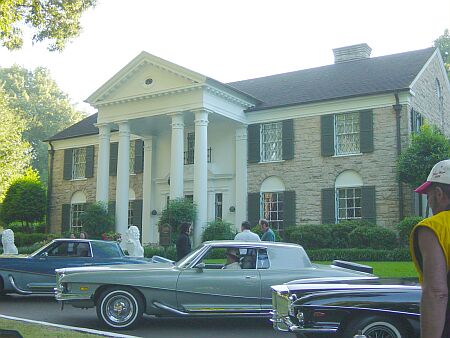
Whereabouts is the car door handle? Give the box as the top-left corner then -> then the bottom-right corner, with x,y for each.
245,276 -> 257,279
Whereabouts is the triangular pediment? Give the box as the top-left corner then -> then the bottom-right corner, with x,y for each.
86,52 -> 207,105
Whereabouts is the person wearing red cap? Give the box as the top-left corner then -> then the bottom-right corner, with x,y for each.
410,159 -> 450,338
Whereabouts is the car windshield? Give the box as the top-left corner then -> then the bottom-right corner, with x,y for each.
91,241 -> 123,258
29,241 -> 54,257
175,244 -> 207,268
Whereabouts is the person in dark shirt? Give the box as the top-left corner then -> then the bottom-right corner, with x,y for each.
176,222 -> 192,261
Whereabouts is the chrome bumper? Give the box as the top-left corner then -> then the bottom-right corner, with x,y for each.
271,310 -> 338,335
55,289 -> 92,301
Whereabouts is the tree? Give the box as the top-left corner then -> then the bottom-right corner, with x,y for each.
0,0 -> 96,51
398,125 -> 450,188
0,88 -> 31,201
0,169 -> 46,226
0,65 -> 84,182
79,202 -> 115,239
434,28 -> 450,80
157,198 -> 197,242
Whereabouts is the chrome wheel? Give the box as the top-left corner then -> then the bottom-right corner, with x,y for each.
97,288 -> 143,329
363,321 -> 402,338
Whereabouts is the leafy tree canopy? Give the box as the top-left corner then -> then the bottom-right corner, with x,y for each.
434,28 -> 450,79
398,125 -> 450,188
79,202 -> 115,239
0,0 -> 96,51
0,168 -> 46,226
0,89 -> 31,201
0,65 -> 84,182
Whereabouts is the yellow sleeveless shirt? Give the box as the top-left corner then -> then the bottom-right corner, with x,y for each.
410,210 -> 450,283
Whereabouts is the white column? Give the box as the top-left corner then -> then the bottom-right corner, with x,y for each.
115,121 -> 130,235
95,123 -> 111,204
142,137 -> 155,244
193,110 -> 209,246
169,113 -> 184,199
235,126 -> 248,229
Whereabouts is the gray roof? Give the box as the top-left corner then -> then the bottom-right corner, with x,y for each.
48,47 -> 435,141
228,47 -> 435,111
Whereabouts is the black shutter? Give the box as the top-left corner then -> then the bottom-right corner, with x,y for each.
321,115 -> 335,156
360,110 -> 374,153
321,188 -> 336,224
283,190 -> 296,227
134,140 -> 144,174
248,124 -> 260,163
63,149 -> 73,180
133,200 -> 143,240
361,186 -> 376,224
85,145 -> 94,178
248,192 -> 260,227
61,204 -> 71,234
109,142 -> 118,176
282,119 -> 294,160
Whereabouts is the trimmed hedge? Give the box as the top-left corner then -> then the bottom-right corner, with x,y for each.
202,219 -> 236,242
13,232 -> 57,247
144,245 -> 177,261
396,216 -> 423,247
348,226 -> 398,250
307,248 -> 411,262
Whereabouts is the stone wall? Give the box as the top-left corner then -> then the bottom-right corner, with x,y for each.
49,144 -> 143,233
248,105 -> 403,228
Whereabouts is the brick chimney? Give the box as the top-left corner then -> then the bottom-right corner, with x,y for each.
333,43 -> 372,63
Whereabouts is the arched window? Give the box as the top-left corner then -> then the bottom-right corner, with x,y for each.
335,170 -> 363,222
260,176 -> 285,230
435,78 -> 441,99
70,191 -> 86,232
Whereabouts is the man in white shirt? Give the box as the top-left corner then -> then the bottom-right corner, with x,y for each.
234,221 -> 261,242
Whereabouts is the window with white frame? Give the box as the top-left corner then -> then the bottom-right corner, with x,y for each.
410,109 -> 424,134
70,191 -> 86,232
335,112 -> 360,155
129,143 -> 135,174
128,200 -> 134,227
71,204 -> 85,232
261,122 -> 282,162
260,176 -> 285,231
72,148 -> 86,179
335,170 -> 363,222
215,193 -> 223,220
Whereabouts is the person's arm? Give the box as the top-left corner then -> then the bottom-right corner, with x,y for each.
417,227 -> 448,338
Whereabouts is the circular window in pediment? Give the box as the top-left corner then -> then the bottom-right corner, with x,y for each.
144,78 -> 153,86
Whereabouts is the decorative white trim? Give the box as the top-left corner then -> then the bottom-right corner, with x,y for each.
204,85 -> 256,109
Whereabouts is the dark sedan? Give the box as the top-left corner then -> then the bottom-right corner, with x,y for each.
271,282 -> 420,338
0,239 -> 150,295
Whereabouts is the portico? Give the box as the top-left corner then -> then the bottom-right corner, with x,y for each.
86,52 -> 258,245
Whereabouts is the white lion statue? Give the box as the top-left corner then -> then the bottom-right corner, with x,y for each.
1,229 -> 18,255
123,226 -> 144,257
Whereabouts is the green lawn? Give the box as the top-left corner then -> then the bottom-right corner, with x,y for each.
0,318 -> 103,338
314,261 -> 418,278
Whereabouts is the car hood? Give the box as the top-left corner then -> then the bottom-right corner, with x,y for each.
56,261 -> 175,275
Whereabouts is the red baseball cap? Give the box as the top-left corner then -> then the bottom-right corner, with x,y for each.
415,159 -> 450,194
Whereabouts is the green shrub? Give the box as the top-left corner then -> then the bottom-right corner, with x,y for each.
396,216 -> 423,247
0,169 -> 46,226
79,202 -> 115,239
328,221 -> 360,248
348,226 -> 398,250
308,248 -> 411,261
157,198 -> 196,242
144,245 -> 176,260
286,224 -> 332,249
6,222 -> 46,234
202,219 -> 236,242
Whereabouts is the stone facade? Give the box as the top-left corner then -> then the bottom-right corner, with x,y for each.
49,144 -> 144,233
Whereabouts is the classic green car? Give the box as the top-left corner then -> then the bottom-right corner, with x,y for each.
55,241 -> 376,329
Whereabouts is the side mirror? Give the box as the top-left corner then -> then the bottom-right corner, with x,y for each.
195,262 -> 205,271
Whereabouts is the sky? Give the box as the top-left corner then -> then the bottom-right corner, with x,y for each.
0,0 -> 449,115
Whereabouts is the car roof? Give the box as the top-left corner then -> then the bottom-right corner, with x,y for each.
203,240 -> 303,249
52,238 -> 115,243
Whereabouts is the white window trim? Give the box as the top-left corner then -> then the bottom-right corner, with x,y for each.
260,122 -> 283,163
334,112 -> 360,156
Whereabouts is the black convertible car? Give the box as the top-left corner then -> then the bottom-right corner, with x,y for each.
271,281 -> 420,338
